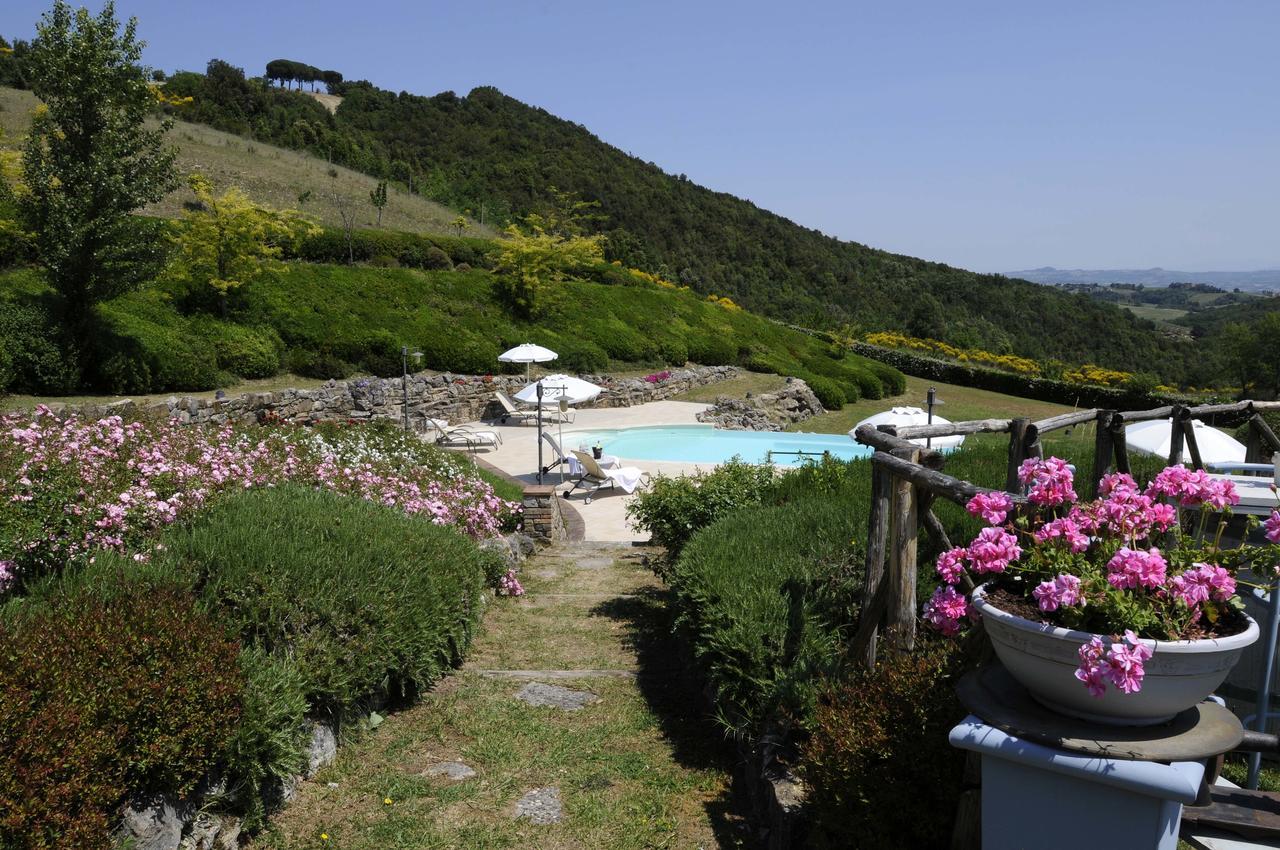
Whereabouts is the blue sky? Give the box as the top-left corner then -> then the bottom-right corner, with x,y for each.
6,1 -> 1279,272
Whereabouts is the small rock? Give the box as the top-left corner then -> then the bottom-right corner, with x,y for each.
326,782 -> 340,788
514,787 -> 563,824
304,720 -> 338,778
515,681 -> 599,711
423,760 -> 476,781
118,794 -> 186,850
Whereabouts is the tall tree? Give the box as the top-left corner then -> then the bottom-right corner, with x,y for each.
18,0 -> 177,340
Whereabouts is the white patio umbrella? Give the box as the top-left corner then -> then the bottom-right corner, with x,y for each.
498,342 -> 558,379
514,374 -> 602,405
1125,418 -> 1246,466
850,406 -> 966,451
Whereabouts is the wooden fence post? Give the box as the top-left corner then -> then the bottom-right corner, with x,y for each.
1112,417 -> 1131,475
1168,404 -> 1186,467
1247,414 -> 1280,463
1006,418 -> 1030,493
1182,415 -> 1205,470
1089,410 -> 1116,499
859,460 -> 892,670
886,446 -> 921,652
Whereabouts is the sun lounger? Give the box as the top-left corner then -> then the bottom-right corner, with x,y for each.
425,417 -> 502,452
495,391 -> 538,425
564,450 -> 649,503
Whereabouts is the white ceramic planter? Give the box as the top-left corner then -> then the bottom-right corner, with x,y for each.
972,586 -> 1259,726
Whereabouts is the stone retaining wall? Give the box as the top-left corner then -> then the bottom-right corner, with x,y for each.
69,366 -> 739,427
695,377 -> 824,431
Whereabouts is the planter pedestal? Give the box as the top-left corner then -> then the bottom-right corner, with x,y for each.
950,717 -> 1204,850
950,665 -> 1245,850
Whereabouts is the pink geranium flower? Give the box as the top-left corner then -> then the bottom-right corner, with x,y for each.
966,491 -> 1013,526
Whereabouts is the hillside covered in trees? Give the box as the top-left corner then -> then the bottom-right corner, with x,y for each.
81,60 -> 1209,384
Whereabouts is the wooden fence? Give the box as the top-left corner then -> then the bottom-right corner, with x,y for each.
851,399 -> 1280,670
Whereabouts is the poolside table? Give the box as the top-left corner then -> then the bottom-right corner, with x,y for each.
566,453 -> 620,476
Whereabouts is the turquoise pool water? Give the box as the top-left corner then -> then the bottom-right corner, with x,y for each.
561,425 -> 870,466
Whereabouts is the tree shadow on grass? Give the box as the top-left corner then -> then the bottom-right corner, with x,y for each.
592,586 -> 763,849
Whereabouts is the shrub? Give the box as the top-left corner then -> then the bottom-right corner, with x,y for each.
191,318 -> 283,379
286,348 -> 355,379
687,333 -> 737,367
806,375 -> 847,410
0,580 -> 242,849
803,639 -> 965,849
670,496 -> 862,739
92,292 -> 221,392
421,329 -> 500,374
152,486 -> 488,716
626,458 -> 777,560
657,336 -> 689,366
423,245 -> 453,270
554,339 -> 609,373
0,301 -> 78,394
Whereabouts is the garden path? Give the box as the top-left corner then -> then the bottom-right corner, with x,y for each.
251,542 -> 755,849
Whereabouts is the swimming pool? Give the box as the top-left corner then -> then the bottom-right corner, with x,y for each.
560,425 -> 871,466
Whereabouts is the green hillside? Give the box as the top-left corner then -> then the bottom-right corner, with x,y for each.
0,258 -> 902,402
0,86 -> 491,237
122,66 -> 1204,381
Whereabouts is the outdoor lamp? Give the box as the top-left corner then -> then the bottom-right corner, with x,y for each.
558,397 -> 569,413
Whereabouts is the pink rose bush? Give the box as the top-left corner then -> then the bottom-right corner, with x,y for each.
0,407 -> 521,592
923,456 -> 1280,699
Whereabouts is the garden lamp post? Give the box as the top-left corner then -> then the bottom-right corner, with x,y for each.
536,382 -> 544,484
402,346 -> 423,432
926,387 -> 943,450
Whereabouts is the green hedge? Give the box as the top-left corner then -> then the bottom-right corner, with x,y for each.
671,495 -> 862,740
850,341 -> 1187,410
293,227 -> 501,270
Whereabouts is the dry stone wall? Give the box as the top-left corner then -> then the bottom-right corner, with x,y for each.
68,366 -> 740,427
696,378 -> 824,431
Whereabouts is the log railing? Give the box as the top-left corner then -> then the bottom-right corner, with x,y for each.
850,399 -> 1279,670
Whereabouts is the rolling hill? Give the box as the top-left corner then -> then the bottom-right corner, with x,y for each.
137,66 -> 1202,382
0,86 -> 491,237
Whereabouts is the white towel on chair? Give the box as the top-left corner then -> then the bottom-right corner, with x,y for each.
606,466 -> 645,494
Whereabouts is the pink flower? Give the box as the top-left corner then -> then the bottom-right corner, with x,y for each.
1075,636 -> 1108,697
966,491 -> 1013,526
1171,562 -> 1236,609
967,527 -> 1022,574
1265,510 -> 1280,545
935,547 -> 968,584
1106,547 -> 1168,590
1105,631 -> 1153,695
923,585 -> 970,636
1033,573 -> 1082,612
1018,457 -> 1077,506
1034,516 -> 1091,553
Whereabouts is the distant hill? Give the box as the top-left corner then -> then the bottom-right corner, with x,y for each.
1007,266 -> 1280,292
0,86 -> 490,238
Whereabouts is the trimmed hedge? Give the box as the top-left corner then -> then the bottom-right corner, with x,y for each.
293,227 -> 501,270
0,581 -> 242,849
850,341 -> 1188,410
149,486 -> 488,716
671,495 -> 862,739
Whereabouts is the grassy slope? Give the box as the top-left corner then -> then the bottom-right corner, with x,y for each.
0,86 -> 492,237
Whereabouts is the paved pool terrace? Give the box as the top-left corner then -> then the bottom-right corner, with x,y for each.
455,400 -> 718,542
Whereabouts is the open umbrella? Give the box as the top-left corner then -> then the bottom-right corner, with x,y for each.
514,374 -> 602,405
498,343 -> 558,379
1125,418 -> 1246,466
850,406 -> 965,450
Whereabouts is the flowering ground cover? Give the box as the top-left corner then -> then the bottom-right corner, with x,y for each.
0,407 -> 520,593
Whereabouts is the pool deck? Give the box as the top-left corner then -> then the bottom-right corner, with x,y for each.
457,400 -> 722,542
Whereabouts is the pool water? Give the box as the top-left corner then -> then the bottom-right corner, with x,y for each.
561,425 -> 870,466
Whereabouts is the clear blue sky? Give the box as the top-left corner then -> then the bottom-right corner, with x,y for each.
7,1 -> 1279,273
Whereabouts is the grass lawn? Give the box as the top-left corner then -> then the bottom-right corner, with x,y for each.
251,543 -> 753,850
672,371 -> 789,403
792,374 -> 1077,436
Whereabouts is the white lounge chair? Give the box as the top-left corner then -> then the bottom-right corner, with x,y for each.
541,431 -> 569,475
425,417 -> 502,452
565,450 -> 649,503
495,391 -> 538,425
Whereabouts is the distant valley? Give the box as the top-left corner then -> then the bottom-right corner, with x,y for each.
1006,266 -> 1280,292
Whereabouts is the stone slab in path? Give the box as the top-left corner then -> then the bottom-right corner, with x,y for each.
514,787 -> 563,824
514,681 -> 600,710
421,761 -> 476,781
